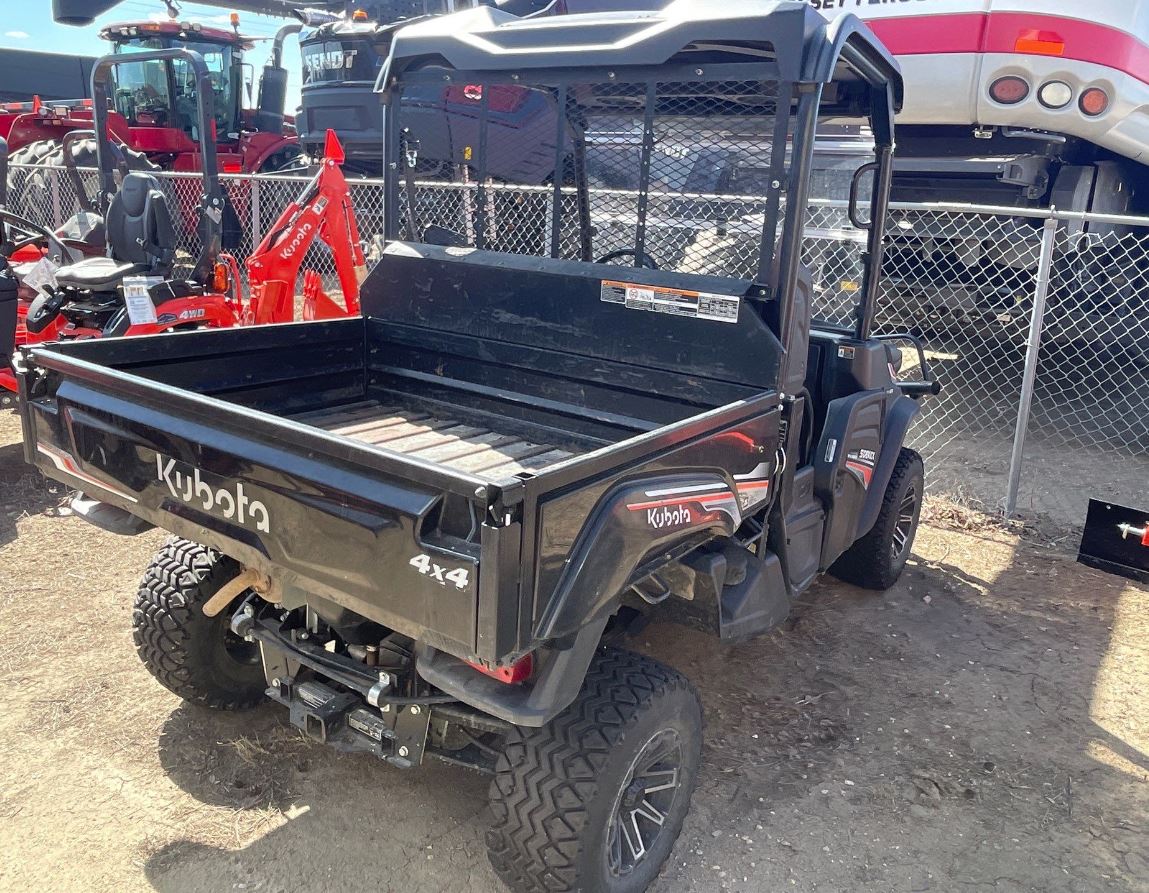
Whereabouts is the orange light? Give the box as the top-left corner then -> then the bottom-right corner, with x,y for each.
1015,30 -> 1065,56
212,262 -> 229,293
1079,87 -> 1110,116
229,12 -> 240,27
352,8 -> 368,21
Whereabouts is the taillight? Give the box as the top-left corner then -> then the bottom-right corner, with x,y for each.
989,76 -> 1030,105
467,653 -> 534,684
1037,80 -> 1073,110
1079,87 -> 1110,117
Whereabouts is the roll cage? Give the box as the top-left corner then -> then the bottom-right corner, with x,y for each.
376,0 -> 902,340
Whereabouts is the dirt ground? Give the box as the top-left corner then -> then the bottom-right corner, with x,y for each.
0,409 -> 1146,893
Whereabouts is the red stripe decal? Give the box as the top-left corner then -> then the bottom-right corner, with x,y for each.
627,490 -> 735,512
868,12 -> 1149,86
845,461 -> 874,487
868,12 -> 989,57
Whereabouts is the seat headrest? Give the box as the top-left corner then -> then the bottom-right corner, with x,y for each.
118,172 -> 161,217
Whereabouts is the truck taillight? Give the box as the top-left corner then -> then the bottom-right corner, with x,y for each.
1079,88 -> 1110,117
467,653 -> 534,684
989,76 -> 1029,105
1037,80 -> 1073,110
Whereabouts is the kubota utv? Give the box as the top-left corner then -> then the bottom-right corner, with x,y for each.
20,2 -> 937,890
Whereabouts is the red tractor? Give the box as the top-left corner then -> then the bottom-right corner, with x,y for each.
0,15 -> 299,196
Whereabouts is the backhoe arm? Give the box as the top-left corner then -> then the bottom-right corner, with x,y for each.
244,131 -> 365,324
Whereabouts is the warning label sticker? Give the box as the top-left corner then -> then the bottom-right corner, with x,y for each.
600,280 -> 740,324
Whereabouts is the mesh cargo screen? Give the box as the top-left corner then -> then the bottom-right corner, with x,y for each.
394,77 -> 790,280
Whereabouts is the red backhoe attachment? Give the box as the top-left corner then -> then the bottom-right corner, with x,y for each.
235,130 -> 365,325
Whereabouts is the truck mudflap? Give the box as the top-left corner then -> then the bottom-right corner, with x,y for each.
26,381 -> 486,658
416,614 -> 611,728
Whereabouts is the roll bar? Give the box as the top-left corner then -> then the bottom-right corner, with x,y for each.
90,48 -> 227,284
0,135 -> 8,211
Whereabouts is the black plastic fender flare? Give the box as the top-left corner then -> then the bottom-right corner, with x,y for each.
854,394 -> 920,538
534,471 -> 746,643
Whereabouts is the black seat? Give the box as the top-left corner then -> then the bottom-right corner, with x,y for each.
54,173 -> 176,291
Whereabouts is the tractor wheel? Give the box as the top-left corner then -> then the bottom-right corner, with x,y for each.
6,137 -> 156,218
132,537 -> 266,710
830,447 -> 924,590
486,648 -> 702,893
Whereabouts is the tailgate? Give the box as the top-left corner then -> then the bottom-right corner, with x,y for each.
22,351 -> 492,659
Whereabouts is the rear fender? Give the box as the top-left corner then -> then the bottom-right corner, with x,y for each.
534,472 -> 748,641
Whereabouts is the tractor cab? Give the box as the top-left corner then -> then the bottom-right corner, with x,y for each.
100,21 -> 251,147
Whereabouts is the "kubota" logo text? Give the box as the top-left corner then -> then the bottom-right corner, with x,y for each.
647,505 -> 691,529
279,222 -> 314,260
157,455 -> 270,532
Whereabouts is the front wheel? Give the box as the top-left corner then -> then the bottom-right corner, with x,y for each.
486,648 -> 702,893
132,538 -> 266,710
830,447 -> 924,590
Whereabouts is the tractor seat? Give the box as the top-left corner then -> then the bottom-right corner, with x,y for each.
53,257 -> 149,289
54,173 -> 176,292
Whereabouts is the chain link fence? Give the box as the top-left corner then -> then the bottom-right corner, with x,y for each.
9,162 -> 1147,533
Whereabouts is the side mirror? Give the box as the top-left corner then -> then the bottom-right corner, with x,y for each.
848,161 -> 879,230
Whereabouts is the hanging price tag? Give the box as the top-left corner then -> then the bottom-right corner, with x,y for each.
21,257 -> 59,296
122,276 -> 161,326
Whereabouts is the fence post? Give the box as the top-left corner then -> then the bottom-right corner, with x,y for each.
251,177 -> 262,245
1004,213 -> 1058,517
49,167 -> 64,230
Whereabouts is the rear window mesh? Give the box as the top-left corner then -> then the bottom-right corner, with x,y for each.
394,76 -> 789,281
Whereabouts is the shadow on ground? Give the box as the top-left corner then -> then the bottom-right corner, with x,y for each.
0,437 -> 67,548
140,527 -> 1147,893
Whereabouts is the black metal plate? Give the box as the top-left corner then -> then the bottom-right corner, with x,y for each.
1077,499 -> 1149,583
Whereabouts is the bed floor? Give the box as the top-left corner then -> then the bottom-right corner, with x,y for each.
290,399 -> 580,480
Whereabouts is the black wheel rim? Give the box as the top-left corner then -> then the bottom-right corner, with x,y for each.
606,728 -> 683,877
892,483 -> 918,563
219,614 -> 260,666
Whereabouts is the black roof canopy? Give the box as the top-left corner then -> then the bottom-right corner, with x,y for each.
376,0 -> 902,109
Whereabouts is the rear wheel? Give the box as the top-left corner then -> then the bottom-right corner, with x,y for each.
6,137 -> 156,218
132,537 -> 265,710
486,648 -> 702,893
830,447 -> 924,590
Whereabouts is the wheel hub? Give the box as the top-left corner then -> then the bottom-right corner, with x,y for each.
620,778 -> 648,811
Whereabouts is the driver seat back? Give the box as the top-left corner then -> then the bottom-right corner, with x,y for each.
52,173 -> 177,292
105,172 -> 176,272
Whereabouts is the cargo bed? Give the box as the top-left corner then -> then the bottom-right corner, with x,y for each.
20,243 -> 789,666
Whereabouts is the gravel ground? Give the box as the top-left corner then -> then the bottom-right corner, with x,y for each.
0,409 -> 1145,893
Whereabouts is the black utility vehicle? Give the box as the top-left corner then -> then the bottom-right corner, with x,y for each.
18,2 -> 936,890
